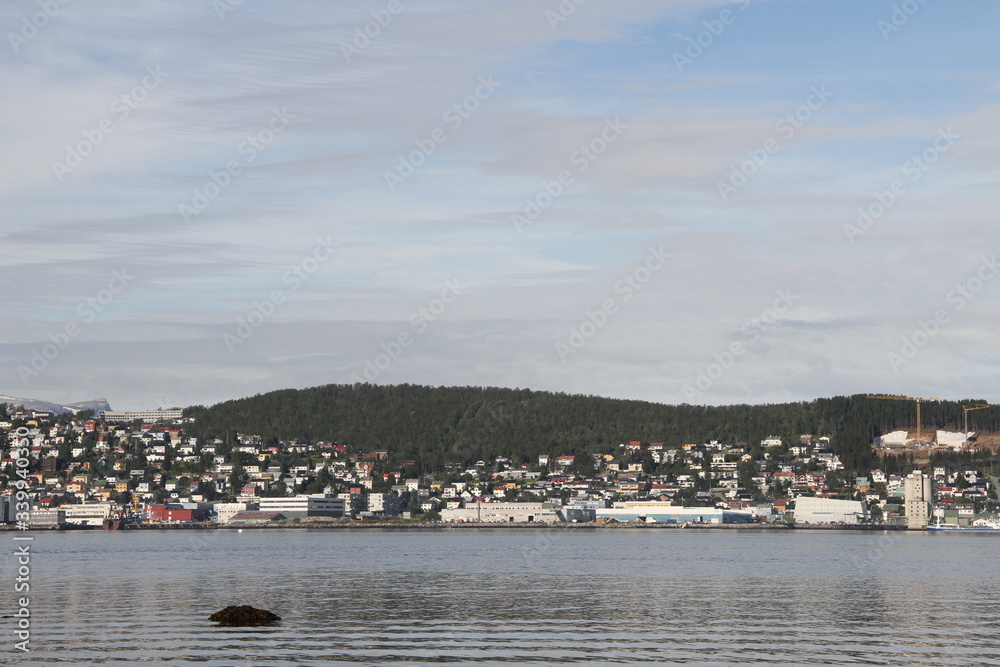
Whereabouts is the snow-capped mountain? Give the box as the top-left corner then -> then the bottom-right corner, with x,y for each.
0,395 -> 111,415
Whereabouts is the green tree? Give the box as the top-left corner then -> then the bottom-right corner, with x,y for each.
228,466 -> 246,494
262,481 -> 287,497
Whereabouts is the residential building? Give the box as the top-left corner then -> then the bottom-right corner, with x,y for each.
99,409 -> 184,423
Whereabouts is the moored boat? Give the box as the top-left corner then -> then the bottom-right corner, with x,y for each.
925,520 -> 1000,532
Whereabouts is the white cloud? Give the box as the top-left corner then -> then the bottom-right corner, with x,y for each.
2,0 -> 998,409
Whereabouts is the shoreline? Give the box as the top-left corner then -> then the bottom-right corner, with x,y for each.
225,521 -> 908,531
6,521 -> 910,532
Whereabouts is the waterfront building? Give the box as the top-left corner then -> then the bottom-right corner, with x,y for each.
214,501 -> 260,523
28,508 -> 65,527
365,492 -> 401,516
0,495 -> 15,523
904,470 -> 932,529
564,498 -> 605,522
62,502 -> 114,527
440,502 -> 562,523
793,496 -> 867,524
596,501 -> 754,524
228,511 -> 286,524
258,494 -> 346,519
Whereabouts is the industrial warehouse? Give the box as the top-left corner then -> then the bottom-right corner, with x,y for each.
597,501 -> 755,524
792,497 -> 868,524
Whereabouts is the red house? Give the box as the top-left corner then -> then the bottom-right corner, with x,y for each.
149,504 -> 209,523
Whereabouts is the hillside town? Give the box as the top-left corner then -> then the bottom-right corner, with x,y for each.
2,406 -> 998,530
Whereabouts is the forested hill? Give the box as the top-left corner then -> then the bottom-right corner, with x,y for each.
185,385 -> 999,473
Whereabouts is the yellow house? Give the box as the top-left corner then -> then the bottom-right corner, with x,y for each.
616,481 -> 642,494
250,476 -> 272,489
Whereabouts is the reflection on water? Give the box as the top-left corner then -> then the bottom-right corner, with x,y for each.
7,528 -> 1000,666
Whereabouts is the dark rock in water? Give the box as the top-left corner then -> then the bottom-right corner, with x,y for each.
209,605 -> 281,626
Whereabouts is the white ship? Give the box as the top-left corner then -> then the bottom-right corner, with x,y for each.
925,519 -> 1000,532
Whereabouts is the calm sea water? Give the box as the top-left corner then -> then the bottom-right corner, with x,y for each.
3,527 -> 1000,666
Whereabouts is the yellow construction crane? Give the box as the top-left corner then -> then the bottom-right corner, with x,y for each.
962,403 -> 990,446
867,394 -> 939,444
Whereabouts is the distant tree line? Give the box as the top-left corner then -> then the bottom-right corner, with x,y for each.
184,385 -> 1000,475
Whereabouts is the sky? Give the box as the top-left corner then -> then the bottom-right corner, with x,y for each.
2,0 -> 999,411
